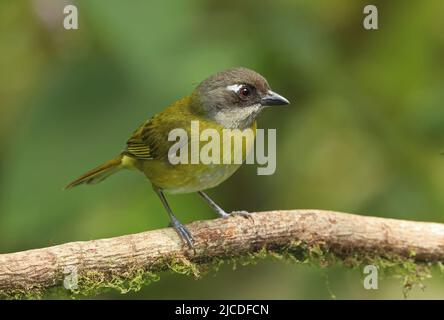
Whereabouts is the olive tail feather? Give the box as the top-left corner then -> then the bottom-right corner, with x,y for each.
65,155 -> 123,189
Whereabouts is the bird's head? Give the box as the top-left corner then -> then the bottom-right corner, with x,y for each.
192,67 -> 289,129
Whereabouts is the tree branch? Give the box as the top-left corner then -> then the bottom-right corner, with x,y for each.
1,209 -> 444,297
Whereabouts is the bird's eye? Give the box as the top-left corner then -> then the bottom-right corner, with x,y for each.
239,85 -> 251,98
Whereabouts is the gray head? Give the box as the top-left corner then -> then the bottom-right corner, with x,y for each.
193,67 -> 289,129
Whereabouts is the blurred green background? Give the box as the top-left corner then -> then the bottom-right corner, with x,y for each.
1,0 -> 444,299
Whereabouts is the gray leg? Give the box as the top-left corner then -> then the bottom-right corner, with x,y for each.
153,186 -> 193,247
198,191 -> 250,219
198,191 -> 230,218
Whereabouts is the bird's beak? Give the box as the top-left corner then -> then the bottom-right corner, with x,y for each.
260,90 -> 290,106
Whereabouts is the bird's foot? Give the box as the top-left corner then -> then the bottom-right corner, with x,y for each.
218,209 -> 252,220
231,210 -> 254,222
169,220 -> 194,248
230,210 -> 251,218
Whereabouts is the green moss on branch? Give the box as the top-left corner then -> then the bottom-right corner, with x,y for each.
2,241 -> 436,299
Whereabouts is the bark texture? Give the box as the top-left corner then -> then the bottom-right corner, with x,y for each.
1,209 -> 444,297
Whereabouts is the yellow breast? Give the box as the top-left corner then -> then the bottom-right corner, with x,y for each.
141,121 -> 256,193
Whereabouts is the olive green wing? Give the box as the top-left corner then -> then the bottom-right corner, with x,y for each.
124,99 -> 194,161
124,118 -> 186,161
124,120 -> 154,160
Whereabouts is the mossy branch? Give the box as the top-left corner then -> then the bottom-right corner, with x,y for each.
1,209 -> 444,298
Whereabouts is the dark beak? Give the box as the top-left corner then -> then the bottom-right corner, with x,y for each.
260,90 -> 290,106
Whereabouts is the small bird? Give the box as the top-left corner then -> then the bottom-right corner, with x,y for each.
66,67 -> 289,247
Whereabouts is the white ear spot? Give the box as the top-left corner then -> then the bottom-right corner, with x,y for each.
226,84 -> 242,92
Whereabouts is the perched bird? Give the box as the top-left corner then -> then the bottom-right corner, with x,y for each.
66,67 -> 289,247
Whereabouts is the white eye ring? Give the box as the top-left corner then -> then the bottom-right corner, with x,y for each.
226,84 -> 243,93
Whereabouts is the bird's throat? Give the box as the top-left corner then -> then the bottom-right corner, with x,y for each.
211,104 -> 262,129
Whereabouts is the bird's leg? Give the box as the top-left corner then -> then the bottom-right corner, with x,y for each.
153,186 -> 194,248
197,191 -> 250,219
198,191 -> 229,218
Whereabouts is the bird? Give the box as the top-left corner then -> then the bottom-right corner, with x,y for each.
65,67 -> 289,247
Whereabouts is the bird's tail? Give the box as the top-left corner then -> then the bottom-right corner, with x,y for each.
65,154 -> 124,189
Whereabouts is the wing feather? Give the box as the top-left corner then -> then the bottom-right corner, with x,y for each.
124,121 -> 153,160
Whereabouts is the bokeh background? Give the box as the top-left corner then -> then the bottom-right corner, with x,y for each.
1,0 -> 444,299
